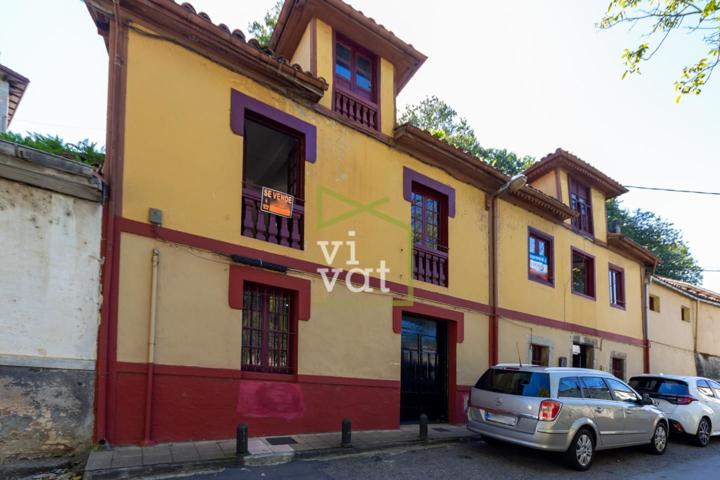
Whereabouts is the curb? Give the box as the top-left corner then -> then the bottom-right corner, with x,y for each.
83,434 -> 479,479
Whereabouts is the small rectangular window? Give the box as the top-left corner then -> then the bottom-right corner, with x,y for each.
531,344 -> 550,366
334,36 -> 376,102
681,306 -> 691,322
611,357 -> 626,380
572,249 -> 595,298
241,283 -> 294,374
609,265 -> 625,308
528,229 -> 554,286
649,295 -> 661,312
569,178 -> 593,236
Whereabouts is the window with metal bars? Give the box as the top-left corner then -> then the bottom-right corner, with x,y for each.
241,283 -> 294,373
569,177 -> 593,236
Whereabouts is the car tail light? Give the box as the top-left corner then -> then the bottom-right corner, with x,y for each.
538,400 -> 562,421
675,396 -> 697,405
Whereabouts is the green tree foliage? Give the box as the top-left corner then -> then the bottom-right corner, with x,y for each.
607,198 -> 703,283
599,0 -> 720,100
399,96 -> 535,176
0,131 -> 105,167
248,1 -> 283,46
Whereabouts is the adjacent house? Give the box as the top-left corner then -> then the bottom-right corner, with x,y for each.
0,138 -> 104,462
84,0 -> 659,446
648,276 -> 720,378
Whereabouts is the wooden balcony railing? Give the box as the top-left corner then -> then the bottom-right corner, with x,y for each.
413,245 -> 448,287
334,89 -> 378,131
242,188 -> 304,250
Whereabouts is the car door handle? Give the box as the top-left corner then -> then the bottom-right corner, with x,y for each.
594,407 -> 603,413
625,408 -> 633,415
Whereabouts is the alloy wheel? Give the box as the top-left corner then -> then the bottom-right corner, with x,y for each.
576,433 -> 593,467
698,419 -> 711,446
654,424 -> 667,452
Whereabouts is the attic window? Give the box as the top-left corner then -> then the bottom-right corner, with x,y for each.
569,177 -> 593,236
334,36 -> 376,102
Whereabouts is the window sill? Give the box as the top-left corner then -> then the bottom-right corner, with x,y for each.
610,302 -> 626,311
572,290 -> 596,301
528,275 -> 554,288
240,370 -> 298,383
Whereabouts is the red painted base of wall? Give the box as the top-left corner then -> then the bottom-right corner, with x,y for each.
108,363 -> 469,445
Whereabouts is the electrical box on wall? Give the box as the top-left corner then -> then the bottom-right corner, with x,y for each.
558,357 -> 568,367
148,208 -> 163,226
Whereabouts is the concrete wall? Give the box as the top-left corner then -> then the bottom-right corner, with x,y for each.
647,281 -> 696,376
0,176 -> 102,461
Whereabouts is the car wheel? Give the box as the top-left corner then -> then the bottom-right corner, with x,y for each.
695,417 -> 711,447
648,422 -> 668,455
565,428 -> 594,471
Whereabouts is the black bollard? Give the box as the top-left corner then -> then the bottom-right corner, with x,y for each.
341,418 -> 352,447
236,423 -> 249,456
419,414 -> 428,441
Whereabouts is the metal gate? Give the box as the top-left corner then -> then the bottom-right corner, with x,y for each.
400,315 -> 448,422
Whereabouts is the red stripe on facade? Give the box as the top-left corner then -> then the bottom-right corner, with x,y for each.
115,217 -> 646,347
496,307 -> 646,347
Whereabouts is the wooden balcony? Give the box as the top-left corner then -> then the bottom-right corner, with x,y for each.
333,89 -> 378,131
413,245 -> 448,287
242,188 -> 304,250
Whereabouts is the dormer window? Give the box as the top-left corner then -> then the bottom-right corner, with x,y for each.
335,36 -> 376,101
333,34 -> 379,130
569,177 -> 593,236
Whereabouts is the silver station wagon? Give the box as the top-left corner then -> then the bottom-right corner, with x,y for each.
467,365 -> 669,470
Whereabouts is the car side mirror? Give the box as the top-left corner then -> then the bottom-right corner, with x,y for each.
641,393 -> 654,405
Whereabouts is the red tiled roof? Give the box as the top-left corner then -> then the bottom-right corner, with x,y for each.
524,148 -> 628,198
654,276 -> 720,305
0,64 -> 30,127
85,0 -> 328,103
270,0 -> 427,93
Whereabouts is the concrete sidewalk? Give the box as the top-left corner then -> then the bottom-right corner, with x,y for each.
83,424 -> 477,479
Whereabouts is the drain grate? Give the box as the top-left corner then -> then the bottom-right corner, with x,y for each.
266,436 -> 298,445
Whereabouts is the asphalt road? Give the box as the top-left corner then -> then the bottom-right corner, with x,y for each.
180,437 -> 720,480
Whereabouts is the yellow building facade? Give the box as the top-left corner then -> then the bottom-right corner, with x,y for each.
87,0 -> 658,445
648,276 -> 720,378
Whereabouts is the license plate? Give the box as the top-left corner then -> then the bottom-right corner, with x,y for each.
485,411 -> 517,426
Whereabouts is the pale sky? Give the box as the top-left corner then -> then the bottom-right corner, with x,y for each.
2,0 -> 718,290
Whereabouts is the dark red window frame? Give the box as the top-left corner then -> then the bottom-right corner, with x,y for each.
528,227 -> 554,287
611,357 -> 626,380
241,282 -> 295,374
531,344 -> 549,366
411,183 -> 448,252
334,33 -> 378,103
571,248 -> 595,299
569,177 -> 593,236
609,263 -> 626,309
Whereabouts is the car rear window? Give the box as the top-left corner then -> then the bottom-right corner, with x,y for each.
475,368 -> 551,397
629,377 -> 689,396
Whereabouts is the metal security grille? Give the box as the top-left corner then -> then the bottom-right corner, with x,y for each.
241,283 -> 293,373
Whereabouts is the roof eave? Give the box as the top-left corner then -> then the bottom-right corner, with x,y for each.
270,0 -> 426,93
86,0 -> 328,104
393,124 -> 575,222
607,233 -> 660,268
525,148 -> 628,199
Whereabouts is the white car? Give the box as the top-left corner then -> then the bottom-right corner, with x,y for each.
630,374 -> 720,447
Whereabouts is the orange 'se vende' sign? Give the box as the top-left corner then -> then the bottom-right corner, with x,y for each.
260,186 -> 294,218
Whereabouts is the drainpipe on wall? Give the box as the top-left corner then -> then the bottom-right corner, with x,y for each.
486,174 -> 528,367
641,269 -> 651,373
142,248 -> 160,446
